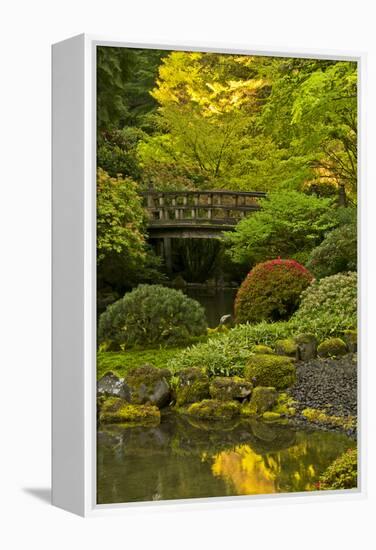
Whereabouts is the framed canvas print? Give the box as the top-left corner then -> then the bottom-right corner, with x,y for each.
52,34 -> 364,516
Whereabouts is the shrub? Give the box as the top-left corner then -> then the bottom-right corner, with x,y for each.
319,448 -> 357,490
307,222 -> 357,279
224,191 -> 336,267
235,259 -> 313,324
98,284 -> 207,348
245,354 -> 296,389
291,272 -> 357,335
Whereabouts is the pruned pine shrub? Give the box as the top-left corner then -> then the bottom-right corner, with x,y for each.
98,284 -> 207,348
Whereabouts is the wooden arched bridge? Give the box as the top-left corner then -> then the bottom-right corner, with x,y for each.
143,190 -> 266,239
142,190 -> 266,271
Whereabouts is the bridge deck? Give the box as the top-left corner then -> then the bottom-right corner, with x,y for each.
143,190 -> 265,237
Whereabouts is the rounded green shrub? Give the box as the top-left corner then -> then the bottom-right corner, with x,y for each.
319,448 -> 357,490
307,222 -> 357,279
98,284 -> 207,347
292,272 -> 357,334
235,259 -> 313,324
245,354 -> 296,390
317,338 -> 348,358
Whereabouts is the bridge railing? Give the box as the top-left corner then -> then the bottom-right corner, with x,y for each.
142,190 -> 266,225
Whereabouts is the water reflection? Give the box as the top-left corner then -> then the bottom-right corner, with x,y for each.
97,412 -> 354,504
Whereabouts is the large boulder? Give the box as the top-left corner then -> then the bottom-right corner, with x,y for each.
186,399 -> 240,420
245,354 -> 296,390
99,397 -> 160,426
275,338 -> 298,358
294,333 -> 317,361
175,367 -> 210,406
209,376 -> 253,401
317,337 -> 348,358
125,364 -> 171,408
97,371 -> 130,401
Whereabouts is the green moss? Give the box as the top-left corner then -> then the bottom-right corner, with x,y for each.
252,344 -> 274,354
242,386 -> 278,416
317,338 -> 348,358
262,411 -> 281,421
97,347 -> 181,380
209,376 -> 253,401
294,333 -> 318,361
175,368 -> 210,406
186,399 -> 241,419
124,364 -> 171,406
302,408 -> 356,430
342,330 -> 357,353
245,354 -> 296,390
319,448 -> 357,490
99,397 -> 160,425
272,392 -> 297,417
275,338 -> 298,358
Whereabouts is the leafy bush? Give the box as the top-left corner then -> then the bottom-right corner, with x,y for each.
319,448 -> 357,490
235,259 -> 313,324
307,222 -> 357,279
98,284 -> 207,348
224,191 -> 336,267
292,272 -> 357,334
168,321 -> 295,376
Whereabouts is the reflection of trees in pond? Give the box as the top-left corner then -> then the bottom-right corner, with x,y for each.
209,431 -> 353,495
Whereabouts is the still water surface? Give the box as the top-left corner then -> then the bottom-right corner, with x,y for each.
97,412 -> 354,504
184,287 -> 237,328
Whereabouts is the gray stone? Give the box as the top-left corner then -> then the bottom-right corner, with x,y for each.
294,333 -> 318,361
97,372 -> 131,401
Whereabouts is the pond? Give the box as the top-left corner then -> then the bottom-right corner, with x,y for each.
183,287 -> 237,328
97,411 -> 354,504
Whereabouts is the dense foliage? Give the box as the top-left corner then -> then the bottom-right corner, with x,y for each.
224,191 -> 336,267
98,284 -> 207,348
319,448 -> 357,490
307,222 -> 357,278
235,259 -> 313,323
292,272 -> 357,333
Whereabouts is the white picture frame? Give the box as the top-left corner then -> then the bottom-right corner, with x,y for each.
52,33 -> 366,517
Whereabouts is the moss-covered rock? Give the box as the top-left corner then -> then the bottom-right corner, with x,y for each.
342,330 -> 357,353
245,354 -> 296,390
275,338 -> 298,358
262,411 -> 281,421
125,364 -> 171,408
301,407 -> 356,430
99,397 -> 160,425
317,338 -> 348,358
319,448 -> 357,490
186,399 -> 240,419
242,386 -> 278,415
252,344 -> 274,354
294,333 -> 317,361
175,367 -> 210,406
272,393 -> 297,417
209,376 -> 253,401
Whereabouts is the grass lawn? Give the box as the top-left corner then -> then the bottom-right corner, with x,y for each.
97,346 -> 184,379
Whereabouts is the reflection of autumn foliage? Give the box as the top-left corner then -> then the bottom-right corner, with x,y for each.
210,436 -> 340,496
212,445 -> 277,495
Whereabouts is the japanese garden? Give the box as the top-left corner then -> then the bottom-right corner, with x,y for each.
96,47 -> 358,503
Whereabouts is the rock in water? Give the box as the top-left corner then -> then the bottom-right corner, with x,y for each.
97,371 -> 130,401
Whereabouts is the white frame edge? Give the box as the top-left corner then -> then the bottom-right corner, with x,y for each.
51,33 -> 366,517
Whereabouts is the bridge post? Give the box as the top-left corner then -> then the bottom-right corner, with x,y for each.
163,237 -> 173,272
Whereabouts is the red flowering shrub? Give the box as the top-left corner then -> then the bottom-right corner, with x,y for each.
235,259 -> 313,324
